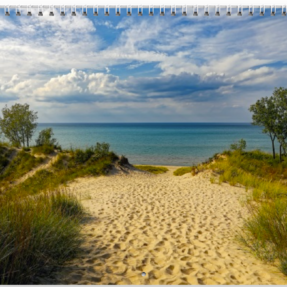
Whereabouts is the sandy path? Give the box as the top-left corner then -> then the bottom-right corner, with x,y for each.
14,153 -> 59,185
49,166 -> 287,285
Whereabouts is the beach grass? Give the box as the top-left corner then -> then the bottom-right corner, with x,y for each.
32,144 -> 55,155
0,190 -> 84,284
210,149 -> 287,274
0,150 -> 45,184
173,167 -> 193,176
134,165 -> 168,174
5,151 -> 118,200
0,142 -> 119,283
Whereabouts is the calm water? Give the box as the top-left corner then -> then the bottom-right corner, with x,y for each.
34,123 -> 275,166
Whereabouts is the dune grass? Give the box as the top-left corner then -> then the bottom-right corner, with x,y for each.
210,149 -> 287,275
173,167 -> 193,176
5,151 -> 118,200
32,145 -> 55,155
0,190 -> 84,284
0,143 -> 119,283
0,150 -> 45,184
0,146 -> 14,173
134,165 -> 168,174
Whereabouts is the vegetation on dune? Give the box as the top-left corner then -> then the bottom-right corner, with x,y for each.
0,103 -> 119,283
0,103 -> 38,148
0,141 -> 119,283
32,144 -> 55,155
249,87 -> 287,161
209,143 -> 287,275
173,166 -> 193,176
134,165 -> 168,174
0,191 -> 84,284
4,144 -> 118,199
0,150 -> 45,184
0,146 -> 14,173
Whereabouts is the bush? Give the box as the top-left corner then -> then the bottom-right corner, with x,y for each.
0,191 -> 83,284
210,148 -> 287,275
230,138 -> 247,152
74,148 -> 94,164
173,167 -> 193,176
22,147 -> 30,152
94,142 -> 110,158
32,145 -> 54,155
0,151 -> 44,183
134,165 -> 168,174
239,199 -> 287,275
35,128 -> 57,147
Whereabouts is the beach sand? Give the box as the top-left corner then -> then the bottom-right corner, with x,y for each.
48,165 -> 287,285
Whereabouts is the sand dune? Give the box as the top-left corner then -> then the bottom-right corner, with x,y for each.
47,166 -> 287,285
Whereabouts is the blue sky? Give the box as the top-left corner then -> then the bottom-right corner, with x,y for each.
0,7 -> 286,122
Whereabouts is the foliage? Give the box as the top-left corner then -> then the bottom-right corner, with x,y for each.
0,151 -> 44,183
173,166 -> 193,176
32,145 -> 54,155
134,165 -> 168,174
73,148 -> 94,164
249,87 -> 287,160
0,103 -> 38,147
35,128 -> 57,147
0,191 -> 83,284
0,140 -> 118,283
272,88 -> 287,159
0,146 -> 13,173
210,149 -> 287,274
230,139 -> 246,152
6,152 -> 116,199
94,142 -> 110,158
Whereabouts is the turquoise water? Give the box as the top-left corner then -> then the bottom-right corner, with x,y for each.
34,123 -> 276,166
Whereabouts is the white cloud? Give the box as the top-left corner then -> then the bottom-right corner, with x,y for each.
0,12 -> 287,122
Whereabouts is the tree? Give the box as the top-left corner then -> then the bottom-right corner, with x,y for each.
249,97 -> 277,159
230,139 -> 246,152
36,128 -> 57,147
272,87 -> 287,161
0,103 -> 38,147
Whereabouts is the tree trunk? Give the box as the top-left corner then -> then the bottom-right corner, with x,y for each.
280,144 -> 282,162
271,138 -> 275,159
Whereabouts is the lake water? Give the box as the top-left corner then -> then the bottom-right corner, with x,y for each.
34,123 -> 276,166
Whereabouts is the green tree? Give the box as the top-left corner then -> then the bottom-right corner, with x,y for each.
272,87 -> 287,161
249,97 -> 277,159
36,128 -> 57,147
0,103 -> 38,147
230,139 -> 246,152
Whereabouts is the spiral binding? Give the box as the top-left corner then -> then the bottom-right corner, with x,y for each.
3,5 -> 287,17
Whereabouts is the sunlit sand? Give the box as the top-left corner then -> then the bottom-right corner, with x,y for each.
48,166 -> 287,285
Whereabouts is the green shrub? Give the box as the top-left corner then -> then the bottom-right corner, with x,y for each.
134,165 -> 168,174
239,199 -> 287,275
0,151 -> 44,183
94,142 -> 110,158
0,191 -> 83,284
74,148 -> 93,164
173,166 -> 192,176
230,138 -> 247,152
22,147 -> 30,152
32,145 -> 54,155
35,128 -> 57,147
211,148 -> 287,275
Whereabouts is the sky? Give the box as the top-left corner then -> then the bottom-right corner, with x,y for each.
0,7 -> 286,123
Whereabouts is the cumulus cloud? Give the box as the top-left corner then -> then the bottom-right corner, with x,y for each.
0,9 -> 287,122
